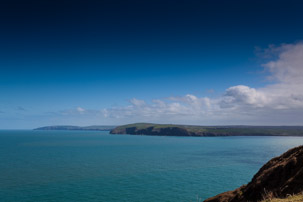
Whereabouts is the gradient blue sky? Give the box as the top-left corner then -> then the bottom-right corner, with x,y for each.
1,0 -> 303,128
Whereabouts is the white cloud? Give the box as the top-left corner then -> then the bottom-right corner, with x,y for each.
102,42 -> 303,125
129,98 -> 146,107
220,85 -> 268,108
263,42 -> 303,84
76,107 -> 86,113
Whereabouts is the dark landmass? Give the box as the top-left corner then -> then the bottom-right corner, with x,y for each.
35,125 -> 116,131
204,145 -> 303,202
110,123 -> 303,136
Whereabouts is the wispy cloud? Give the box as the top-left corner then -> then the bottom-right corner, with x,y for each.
76,107 -> 86,113
17,106 -> 26,111
103,42 -> 303,125
59,107 -> 103,116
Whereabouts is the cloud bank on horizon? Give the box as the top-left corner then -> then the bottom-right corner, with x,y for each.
100,42 -> 303,125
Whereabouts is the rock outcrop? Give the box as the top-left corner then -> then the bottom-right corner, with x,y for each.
204,146 -> 303,202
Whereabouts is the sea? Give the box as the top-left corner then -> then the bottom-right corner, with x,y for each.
1,130 -> 303,202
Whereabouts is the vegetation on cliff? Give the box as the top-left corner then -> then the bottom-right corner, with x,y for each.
110,123 -> 303,137
261,193 -> 303,202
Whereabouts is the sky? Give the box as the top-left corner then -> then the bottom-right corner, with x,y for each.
1,0 -> 303,129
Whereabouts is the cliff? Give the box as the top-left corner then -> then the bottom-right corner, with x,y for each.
110,123 -> 303,137
204,146 -> 303,202
110,124 -> 195,136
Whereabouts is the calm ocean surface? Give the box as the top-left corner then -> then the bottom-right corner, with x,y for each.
1,130 -> 303,202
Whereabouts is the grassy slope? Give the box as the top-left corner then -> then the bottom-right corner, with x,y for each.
262,194 -> 303,202
113,123 -> 303,136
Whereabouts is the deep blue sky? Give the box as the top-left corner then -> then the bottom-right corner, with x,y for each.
1,0 -> 303,128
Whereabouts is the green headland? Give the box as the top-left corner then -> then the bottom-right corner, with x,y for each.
110,123 -> 303,136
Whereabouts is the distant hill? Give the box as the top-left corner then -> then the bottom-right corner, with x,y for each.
35,125 -> 116,131
110,123 -> 303,136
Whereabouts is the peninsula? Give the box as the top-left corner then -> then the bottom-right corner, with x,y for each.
35,125 -> 116,131
110,123 -> 303,137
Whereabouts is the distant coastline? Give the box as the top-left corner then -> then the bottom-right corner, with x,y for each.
34,125 -> 116,131
110,123 -> 303,137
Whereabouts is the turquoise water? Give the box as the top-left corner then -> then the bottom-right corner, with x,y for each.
1,130 -> 303,202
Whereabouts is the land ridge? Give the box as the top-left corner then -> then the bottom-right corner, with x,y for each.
35,125 -> 116,131
110,123 -> 303,136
